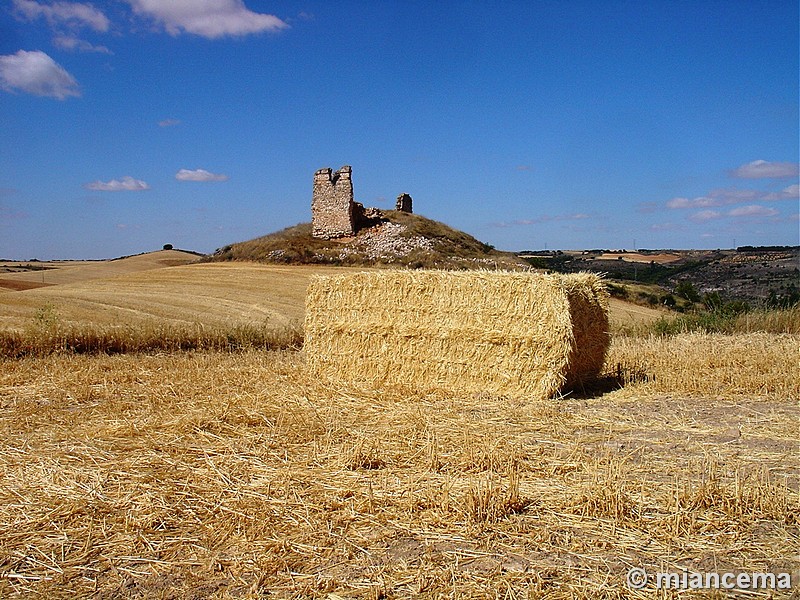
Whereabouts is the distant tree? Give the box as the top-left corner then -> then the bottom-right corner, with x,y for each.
163,244 -> 173,250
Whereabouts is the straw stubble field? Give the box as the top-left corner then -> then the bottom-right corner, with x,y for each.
0,260 -> 798,598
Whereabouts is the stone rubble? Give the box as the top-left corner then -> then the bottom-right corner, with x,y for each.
336,221 -> 433,261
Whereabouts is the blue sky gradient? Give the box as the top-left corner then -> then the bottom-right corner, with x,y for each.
1,0 -> 798,259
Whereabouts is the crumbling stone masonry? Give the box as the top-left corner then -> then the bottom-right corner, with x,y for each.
312,166 -> 355,239
311,165 -> 411,239
396,193 -> 413,213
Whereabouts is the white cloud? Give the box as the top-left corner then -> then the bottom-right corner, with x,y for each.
53,34 -> 111,53
0,50 -> 80,99
649,222 -> 681,231
730,160 -> 799,179
666,185 -> 798,210
667,196 -> 715,209
686,203 -> 782,223
127,0 -> 288,38
763,184 -> 799,202
728,205 -> 779,218
12,0 -> 110,32
158,118 -> 181,127
84,176 -> 150,191
688,210 -> 721,223
666,188 -> 762,209
175,168 -> 229,182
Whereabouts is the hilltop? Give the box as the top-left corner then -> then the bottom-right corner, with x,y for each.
208,210 -> 527,270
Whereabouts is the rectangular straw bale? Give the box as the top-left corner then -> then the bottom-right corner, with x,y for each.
304,271 -> 609,399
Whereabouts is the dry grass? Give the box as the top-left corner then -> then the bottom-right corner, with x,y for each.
0,320 -> 302,357
732,306 -> 800,334
607,332 -> 800,400
0,331 -> 797,598
616,305 -> 800,337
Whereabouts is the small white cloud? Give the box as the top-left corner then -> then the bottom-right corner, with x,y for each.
688,210 -> 722,223
666,187 -> 785,210
158,118 -> 181,127
53,35 -> 111,54
763,184 -> 799,202
728,205 -> 779,218
12,0 -> 110,32
667,197 -> 695,209
175,168 -> 228,182
0,50 -> 80,99
84,176 -> 150,191
708,188 -> 761,203
649,222 -> 681,231
127,0 -> 288,39
666,196 -> 727,209
730,160 -> 799,179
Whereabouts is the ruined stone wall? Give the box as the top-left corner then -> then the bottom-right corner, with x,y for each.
312,166 -> 355,239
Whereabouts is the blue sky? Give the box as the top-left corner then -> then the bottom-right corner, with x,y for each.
1,0 -> 798,259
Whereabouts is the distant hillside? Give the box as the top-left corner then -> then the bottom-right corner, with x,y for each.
208,211 -> 526,269
0,249 -> 200,290
523,247 -> 799,306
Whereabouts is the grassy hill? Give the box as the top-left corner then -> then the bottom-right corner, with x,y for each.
208,210 -> 527,269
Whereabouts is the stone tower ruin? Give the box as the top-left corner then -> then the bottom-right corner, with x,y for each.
396,193 -> 413,213
312,165 -> 355,239
311,165 -> 416,239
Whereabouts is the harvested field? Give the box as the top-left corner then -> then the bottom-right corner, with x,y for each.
0,331 -> 797,598
0,263 -> 343,333
2,260 -> 794,596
